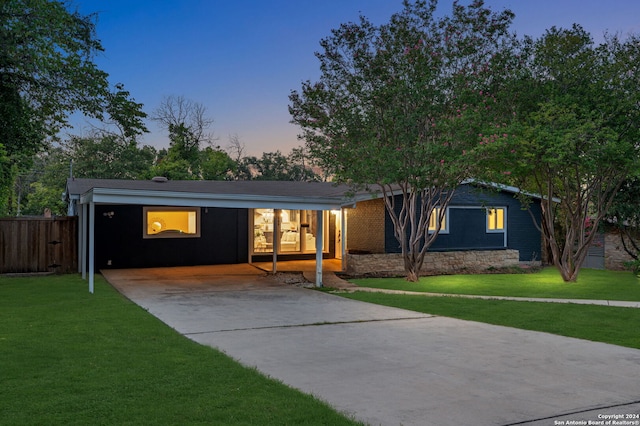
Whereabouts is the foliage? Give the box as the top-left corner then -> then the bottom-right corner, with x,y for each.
200,146 -> 235,180
20,147 -> 69,216
0,143 -> 13,216
66,133 -> 156,180
12,134 -> 157,215
0,0 -> 147,136
152,95 -> 215,146
149,96 -> 237,180
606,177 -> 640,273
0,0 -> 147,215
238,150 -> 320,181
289,0 -> 516,280
499,26 -> 640,282
0,83 -> 44,215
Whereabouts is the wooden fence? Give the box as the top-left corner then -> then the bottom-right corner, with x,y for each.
0,216 -> 78,274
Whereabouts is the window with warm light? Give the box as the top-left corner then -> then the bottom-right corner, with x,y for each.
143,207 -> 200,238
428,207 -> 448,233
487,207 -> 505,232
251,208 -> 326,253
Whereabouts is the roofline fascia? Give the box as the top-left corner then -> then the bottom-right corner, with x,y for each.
79,188 -> 353,210
463,179 -> 561,203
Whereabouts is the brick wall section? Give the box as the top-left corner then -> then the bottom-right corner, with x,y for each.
346,198 -> 386,253
346,249 -> 520,275
604,231 -> 636,270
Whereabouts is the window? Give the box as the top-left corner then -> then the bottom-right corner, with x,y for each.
143,207 -> 200,238
252,208 -> 326,253
487,207 -> 505,232
428,207 -> 448,233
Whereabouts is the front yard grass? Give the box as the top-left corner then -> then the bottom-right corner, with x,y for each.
0,274 -> 362,426
339,292 -> 640,350
341,268 -> 640,350
346,267 -> 640,301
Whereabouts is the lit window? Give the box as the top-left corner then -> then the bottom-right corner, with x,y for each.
487,208 -> 505,232
428,207 -> 448,233
144,207 -> 200,238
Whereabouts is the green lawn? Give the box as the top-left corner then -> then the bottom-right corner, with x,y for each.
339,292 -> 640,350
0,274 -> 362,426
347,267 -> 640,301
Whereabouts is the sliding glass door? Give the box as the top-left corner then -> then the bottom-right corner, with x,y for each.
251,209 -> 328,254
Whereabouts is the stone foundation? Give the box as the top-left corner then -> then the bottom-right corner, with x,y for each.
346,249 -> 520,275
604,232 -> 636,271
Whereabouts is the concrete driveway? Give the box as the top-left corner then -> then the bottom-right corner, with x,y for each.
102,265 -> 640,426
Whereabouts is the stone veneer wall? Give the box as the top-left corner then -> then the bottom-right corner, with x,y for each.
345,198 -> 386,254
604,231 -> 636,271
346,249 -> 520,275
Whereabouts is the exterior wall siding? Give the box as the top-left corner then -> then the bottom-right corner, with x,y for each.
382,184 -> 542,262
94,205 -> 248,269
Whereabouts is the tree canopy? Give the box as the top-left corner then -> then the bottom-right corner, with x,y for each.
290,0 -> 516,280
498,25 -> 640,281
0,0 -> 147,214
0,0 -> 145,136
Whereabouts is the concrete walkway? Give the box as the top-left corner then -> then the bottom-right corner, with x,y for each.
321,271 -> 640,308
102,266 -> 640,426
338,286 -> 640,308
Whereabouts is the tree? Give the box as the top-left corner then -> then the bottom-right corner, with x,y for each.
0,83 -> 43,214
500,26 -> 640,282
289,0 -> 516,281
152,95 -> 215,146
288,147 -> 321,181
66,133 -> 156,180
232,150 -> 320,181
0,0 -> 147,214
150,95 -> 219,179
605,177 -> 640,273
226,134 -> 247,180
21,147 -> 69,216
200,146 -> 234,180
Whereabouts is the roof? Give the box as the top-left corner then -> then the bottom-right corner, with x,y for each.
65,178 -> 375,210
464,179 -> 560,202
65,177 -> 554,212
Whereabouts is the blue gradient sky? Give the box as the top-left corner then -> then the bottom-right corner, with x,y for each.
73,0 -> 640,156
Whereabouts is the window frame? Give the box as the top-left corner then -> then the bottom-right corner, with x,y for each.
428,207 -> 449,234
250,208 -> 329,254
486,207 -> 506,233
143,206 -> 201,239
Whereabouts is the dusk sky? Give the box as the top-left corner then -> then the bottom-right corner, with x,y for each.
73,0 -> 640,156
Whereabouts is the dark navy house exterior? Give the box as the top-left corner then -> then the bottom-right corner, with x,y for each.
384,183 -> 543,262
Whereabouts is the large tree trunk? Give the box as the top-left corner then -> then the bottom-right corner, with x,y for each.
538,174 -> 622,282
382,183 -> 455,282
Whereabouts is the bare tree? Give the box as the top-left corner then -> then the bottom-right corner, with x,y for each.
225,133 -> 245,163
151,95 -> 215,145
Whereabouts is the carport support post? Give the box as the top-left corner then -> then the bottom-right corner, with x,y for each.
315,210 -> 323,287
88,202 -> 95,294
341,208 -> 346,272
81,203 -> 87,279
272,209 -> 280,274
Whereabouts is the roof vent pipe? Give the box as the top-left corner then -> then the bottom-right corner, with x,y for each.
151,176 -> 168,183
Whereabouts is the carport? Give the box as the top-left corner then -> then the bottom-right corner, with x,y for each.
66,178 -> 369,293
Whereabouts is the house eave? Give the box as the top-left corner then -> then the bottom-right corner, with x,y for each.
79,187 -> 352,211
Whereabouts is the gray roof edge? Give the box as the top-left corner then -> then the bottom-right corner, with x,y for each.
463,179 -> 561,202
